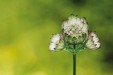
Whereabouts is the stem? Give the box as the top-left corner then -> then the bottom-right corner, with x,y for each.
73,54 -> 76,75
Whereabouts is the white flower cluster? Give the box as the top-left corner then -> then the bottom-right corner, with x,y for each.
86,32 -> 100,50
49,15 -> 100,52
49,34 -> 64,52
62,16 -> 88,38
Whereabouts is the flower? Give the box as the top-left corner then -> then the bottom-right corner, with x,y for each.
62,15 -> 88,38
86,32 -> 100,50
49,15 -> 100,53
49,34 -> 64,52
62,15 -> 89,53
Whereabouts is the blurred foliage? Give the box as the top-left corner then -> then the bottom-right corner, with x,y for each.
0,0 -> 113,75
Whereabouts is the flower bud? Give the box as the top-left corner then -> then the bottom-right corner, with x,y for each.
86,32 -> 100,50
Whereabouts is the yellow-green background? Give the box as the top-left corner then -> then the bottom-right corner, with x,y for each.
0,0 -> 113,75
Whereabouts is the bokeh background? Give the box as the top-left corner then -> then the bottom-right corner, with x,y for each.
0,0 -> 113,75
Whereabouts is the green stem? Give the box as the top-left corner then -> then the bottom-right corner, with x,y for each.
73,54 -> 76,75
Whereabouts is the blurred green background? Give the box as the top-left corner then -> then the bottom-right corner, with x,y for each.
0,0 -> 113,75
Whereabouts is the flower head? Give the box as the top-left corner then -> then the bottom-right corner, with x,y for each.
62,15 -> 88,38
49,15 -> 100,54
